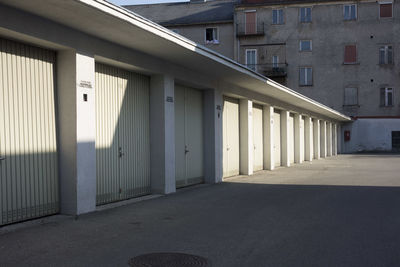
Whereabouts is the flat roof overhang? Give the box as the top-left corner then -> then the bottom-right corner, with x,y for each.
0,0 -> 350,122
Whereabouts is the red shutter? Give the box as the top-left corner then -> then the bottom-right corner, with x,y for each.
344,45 -> 357,63
380,4 -> 392,18
245,12 -> 256,34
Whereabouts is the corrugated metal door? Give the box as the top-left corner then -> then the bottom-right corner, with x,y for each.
0,38 -> 58,226
253,105 -> 263,171
273,111 -> 281,167
95,63 -> 150,205
175,85 -> 204,188
288,114 -> 295,164
223,98 -> 240,178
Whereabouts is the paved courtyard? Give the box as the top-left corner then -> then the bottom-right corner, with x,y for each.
1,154 -> 400,267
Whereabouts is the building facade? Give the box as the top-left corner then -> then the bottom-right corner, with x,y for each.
127,0 -> 400,153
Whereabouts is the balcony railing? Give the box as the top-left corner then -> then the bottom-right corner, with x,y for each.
236,22 -> 265,37
246,63 -> 288,77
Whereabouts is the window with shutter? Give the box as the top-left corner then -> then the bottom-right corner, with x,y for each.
246,49 -> 257,71
273,9 -> 284,24
344,45 -> 357,63
245,11 -> 257,34
380,87 -> 394,106
380,3 -> 392,18
299,67 -> 312,86
379,45 -> 393,64
344,4 -> 357,20
344,88 -> 358,106
300,7 -> 312,22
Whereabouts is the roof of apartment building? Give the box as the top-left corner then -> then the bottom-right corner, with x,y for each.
237,0 -> 352,7
123,0 -> 239,26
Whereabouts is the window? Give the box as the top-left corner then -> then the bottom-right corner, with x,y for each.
299,67 -> 312,86
344,4 -> 357,20
380,87 -> 393,106
344,87 -> 358,105
272,55 -> 279,68
272,9 -> 284,24
379,45 -> 393,64
300,7 -> 312,22
245,11 -> 257,34
299,40 -> 312,51
246,49 -> 257,71
344,45 -> 357,64
205,28 -> 219,44
392,131 -> 400,151
380,3 -> 393,18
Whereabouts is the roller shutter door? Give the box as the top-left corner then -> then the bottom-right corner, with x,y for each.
288,114 -> 295,164
0,38 -> 58,225
95,63 -> 150,205
253,105 -> 263,171
175,85 -> 204,188
223,98 -> 240,178
273,110 -> 281,167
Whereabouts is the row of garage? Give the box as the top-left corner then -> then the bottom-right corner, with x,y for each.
0,0 -> 348,227
222,98 -> 338,178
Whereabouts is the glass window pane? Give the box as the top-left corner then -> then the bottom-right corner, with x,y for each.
351,5 -> 356,19
388,46 -> 393,64
273,10 -> 277,24
307,68 -> 312,85
279,10 -> 283,24
380,88 -> 385,106
379,48 -> 385,64
300,68 -> 305,85
388,91 -> 393,106
344,6 -> 349,19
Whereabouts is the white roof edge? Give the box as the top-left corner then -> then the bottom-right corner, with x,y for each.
79,0 -> 351,122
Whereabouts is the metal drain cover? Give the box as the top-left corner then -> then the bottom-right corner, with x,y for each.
129,252 -> 211,267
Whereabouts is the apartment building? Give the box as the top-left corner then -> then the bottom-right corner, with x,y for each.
124,0 -> 238,59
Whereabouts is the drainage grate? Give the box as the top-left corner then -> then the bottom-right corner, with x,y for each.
129,252 -> 211,267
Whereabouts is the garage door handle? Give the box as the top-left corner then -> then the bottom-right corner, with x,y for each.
0,156 -> 5,161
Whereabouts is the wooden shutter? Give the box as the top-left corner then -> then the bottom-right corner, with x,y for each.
245,12 -> 256,34
380,4 -> 392,18
344,45 -> 357,63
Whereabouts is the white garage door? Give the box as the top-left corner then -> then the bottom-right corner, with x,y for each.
273,110 -> 281,167
95,63 -> 150,205
288,114 -> 295,164
310,119 -> 314,159
223,98 -> 240,178
253,105 -> 263,172
175,85 -> 204,188
0,38 -> 59,225
301,116 -> 305,162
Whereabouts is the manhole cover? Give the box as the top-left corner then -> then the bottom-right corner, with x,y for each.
129,252 -> 211,267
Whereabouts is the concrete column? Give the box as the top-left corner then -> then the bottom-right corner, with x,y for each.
281,110 -> 290,167
204,89 -> 223,183
333,124 -> 338,156
240,99 -> 253,175
304,116 -> 313,161
327,122 -> 333,157
57,50 -> 96,215
313,119 -> 320,159
263,105 -> 274,170
150,74 -> 176,194
294,114 -> 303,164
320,121 -> 327,158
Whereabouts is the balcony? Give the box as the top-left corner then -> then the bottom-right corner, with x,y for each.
247,63 -> 287,77
236,22 -> 265,37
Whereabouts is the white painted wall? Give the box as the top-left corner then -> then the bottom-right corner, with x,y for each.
342,118 -> 400,153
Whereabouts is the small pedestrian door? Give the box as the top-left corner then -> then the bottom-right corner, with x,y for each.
175,85 -> 204,188
273,110 -> 281,167
95,63 -> 151,205
223,98 -> 240,178
253,105 -> 263,171
0,38 -> 59,226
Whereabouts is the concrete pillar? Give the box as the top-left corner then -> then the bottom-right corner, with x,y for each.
313,119 -> 320,159
327,122 -> 333,157
294,114 -> 303,164
240,99 -> 253,175
333,124 -> 338,156
263,105 -> 274,170
320,121 -> 327,158
57,50 -> 96,215
281,110 -> 290,167
204,89 -> 223,183
304,116 -> 313,161
150,74 -> 176,194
